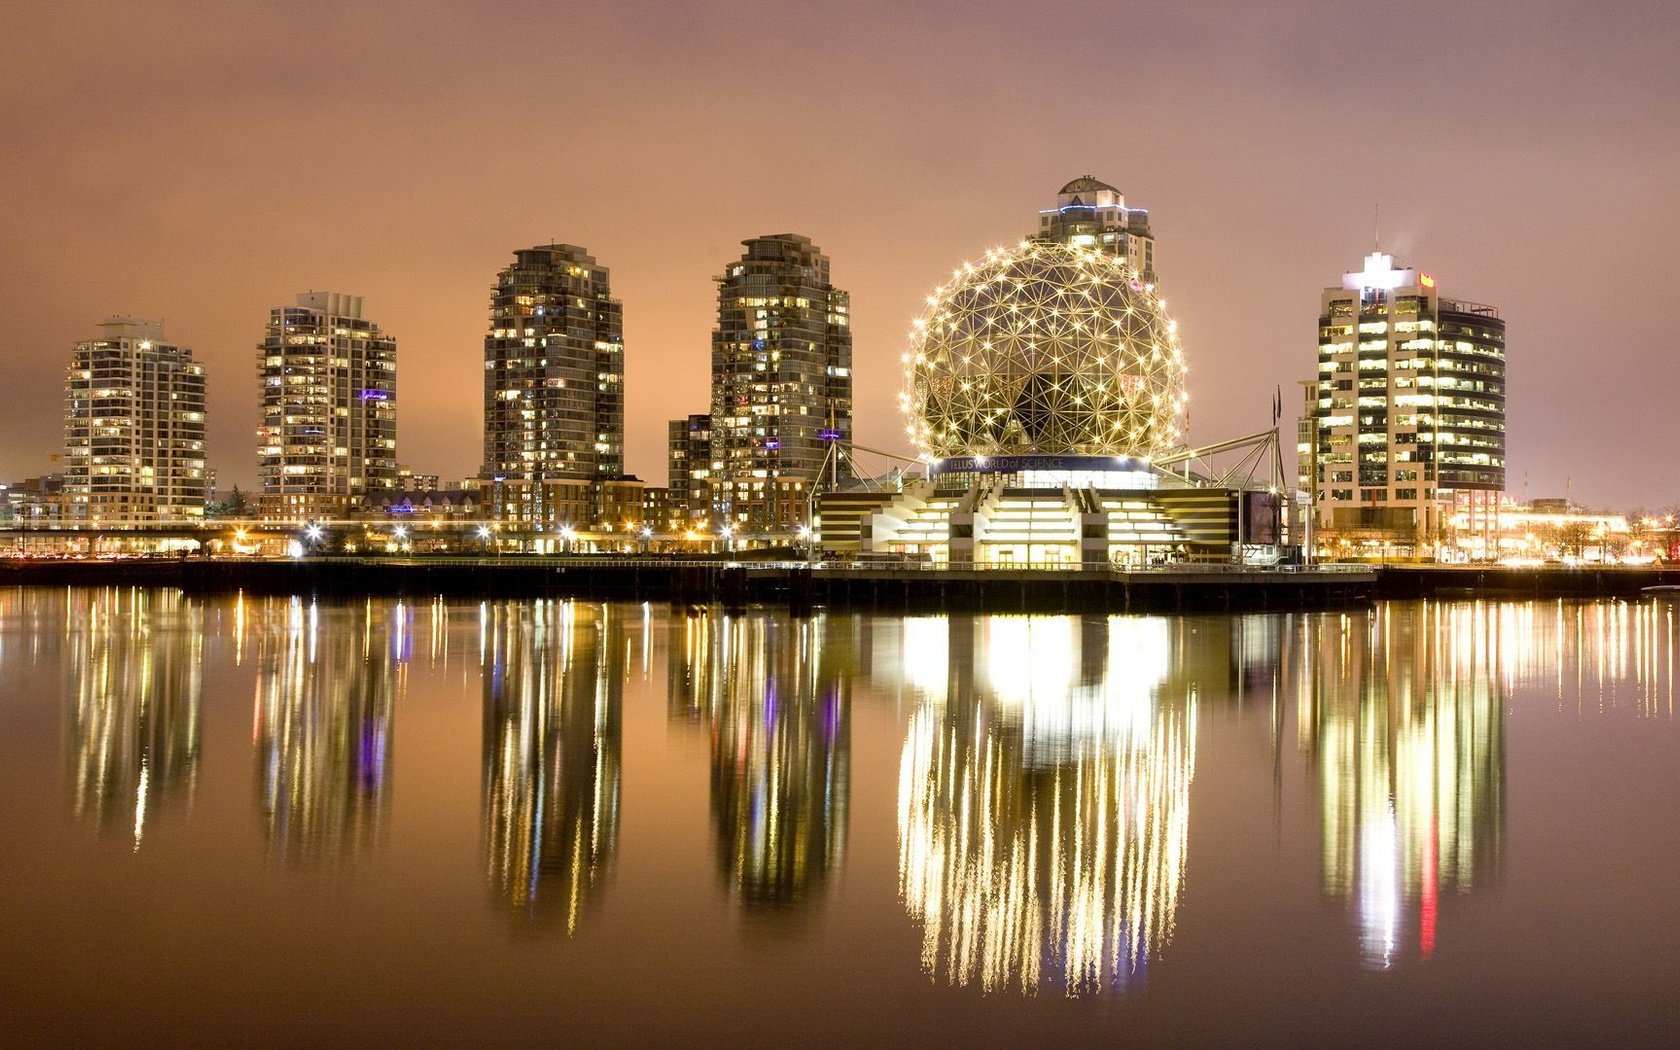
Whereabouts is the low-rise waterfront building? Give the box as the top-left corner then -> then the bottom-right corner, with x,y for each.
2,474 -> 67,528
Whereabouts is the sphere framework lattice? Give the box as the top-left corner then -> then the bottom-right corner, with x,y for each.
901,241 -> 1188,460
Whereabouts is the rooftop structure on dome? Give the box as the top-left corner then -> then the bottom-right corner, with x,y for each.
1057,175 -> 1121,199
1037,174 -> 1158,282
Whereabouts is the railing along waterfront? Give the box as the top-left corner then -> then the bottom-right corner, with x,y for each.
250,555 -> 1375,575
1,552 -> 1374,575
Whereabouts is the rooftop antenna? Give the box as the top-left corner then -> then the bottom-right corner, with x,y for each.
1373,203 -> 1381,252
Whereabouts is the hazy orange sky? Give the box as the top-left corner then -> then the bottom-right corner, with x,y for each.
3,1 -> 1676,508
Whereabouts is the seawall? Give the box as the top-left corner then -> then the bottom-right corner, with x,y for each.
0,557 -> 1378,614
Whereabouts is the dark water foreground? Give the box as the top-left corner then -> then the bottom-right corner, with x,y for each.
1,588 -> 1678,1046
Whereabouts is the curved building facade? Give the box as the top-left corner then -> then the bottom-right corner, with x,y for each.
481,245 -> 625,530
710,234 -> 853,533
1303,252 -> 1506,551
902,240 -> 1186,461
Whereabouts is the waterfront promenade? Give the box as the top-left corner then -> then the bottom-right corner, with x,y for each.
11,556 -> 1680,612
0,555 -> 1378,613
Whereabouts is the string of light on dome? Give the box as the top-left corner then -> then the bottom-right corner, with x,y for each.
902,241 -> 1188,461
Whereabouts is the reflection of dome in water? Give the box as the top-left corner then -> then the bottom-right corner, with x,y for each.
902,240 -> 1187,459
895,617 -> 1196,996
898,701 -> 1195,995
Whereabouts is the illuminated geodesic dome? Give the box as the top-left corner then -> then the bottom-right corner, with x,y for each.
902,241 -> 1188,460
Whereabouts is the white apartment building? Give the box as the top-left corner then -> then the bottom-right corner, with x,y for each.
64,318 -> 207,525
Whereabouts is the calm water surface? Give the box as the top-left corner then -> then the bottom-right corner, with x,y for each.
2,588 -> 1678,1046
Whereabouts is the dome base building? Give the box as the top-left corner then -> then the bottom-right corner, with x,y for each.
818,451 -> 1281,568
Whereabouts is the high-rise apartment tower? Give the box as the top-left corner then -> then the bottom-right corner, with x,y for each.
709,234 -> 852,532
64,318 -> 207,525
257,292 -> 397,520
481,244 -> 624,527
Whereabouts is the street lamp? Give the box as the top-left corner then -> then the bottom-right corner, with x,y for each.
559,525 -> 575,554
720,524 -> 734,555
796,524 -> 813,563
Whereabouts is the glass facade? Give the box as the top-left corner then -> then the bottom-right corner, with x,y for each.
1309,254 -> 1505,542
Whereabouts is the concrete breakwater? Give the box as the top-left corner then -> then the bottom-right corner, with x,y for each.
1378,565 -> 1680,600
0,557 -> 1379,613
11,558 -> 1680,610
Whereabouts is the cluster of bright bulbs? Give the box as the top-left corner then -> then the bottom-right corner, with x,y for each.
900,241 -> 1188,459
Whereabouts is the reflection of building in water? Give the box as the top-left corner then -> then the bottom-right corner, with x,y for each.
253,598 -> 401,865
894,615 -> 1196,995
676,613 -> 851,914
66,589 -> 202,848
667,610 -> 717,726
1298,603 -> 1505,969
1505,599 -> 1680,718
483,600 -> 624,933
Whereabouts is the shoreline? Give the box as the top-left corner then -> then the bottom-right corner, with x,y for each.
10,557 -> 1674,612
0,555 -> 1382,613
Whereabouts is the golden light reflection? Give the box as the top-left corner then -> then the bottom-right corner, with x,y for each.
1530,599 -> 1680,718
66,588 -> 201,850
673,612 -> 852,918
893,615 -> 1195,995
252,597 -> 399,866
1298,603 -> 1505,969
1297,598 -> 1680,969
482,600 -> 623,934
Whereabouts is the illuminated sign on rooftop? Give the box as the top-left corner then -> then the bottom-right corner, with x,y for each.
1343,252 -> 1419,292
